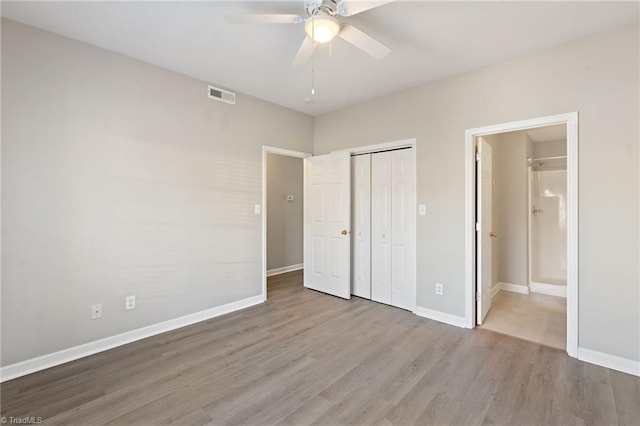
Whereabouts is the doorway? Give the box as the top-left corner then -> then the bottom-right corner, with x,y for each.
266,153 -> 304,275
261,146 -> 311,301
475,126 -> 568,350
465,113 -> 578,357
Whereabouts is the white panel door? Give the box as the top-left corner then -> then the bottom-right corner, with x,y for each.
371,151 -> 392,305
391,149 -> 416,311
351,154 -> 371,298
477,138 -> 493,324
304,152 -> 351,299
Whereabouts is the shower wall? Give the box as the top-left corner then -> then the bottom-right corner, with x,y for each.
531,169 -> 568,285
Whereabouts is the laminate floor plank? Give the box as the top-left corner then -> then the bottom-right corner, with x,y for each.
2,270 -> 637,426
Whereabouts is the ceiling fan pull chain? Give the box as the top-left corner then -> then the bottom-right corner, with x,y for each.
311,56 -> 316,96
311,17 -> 316,96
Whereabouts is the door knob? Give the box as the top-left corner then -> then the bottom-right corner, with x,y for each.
490,232 -> 497,238
341,230 -> 348,235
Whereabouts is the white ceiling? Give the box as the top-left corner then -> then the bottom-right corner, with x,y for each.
3,1 -> 638,116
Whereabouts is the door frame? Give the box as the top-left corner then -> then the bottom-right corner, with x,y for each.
464,113 -> 578,358
333,138 -> 418,312
261,146 -> 312,301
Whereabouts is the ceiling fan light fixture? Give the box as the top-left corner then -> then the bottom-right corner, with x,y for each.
305,14 -> 340,43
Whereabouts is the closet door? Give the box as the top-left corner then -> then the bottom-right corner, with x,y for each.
371,151 -> 392,305
391,149 -> 416,311
351,155 -> 371,298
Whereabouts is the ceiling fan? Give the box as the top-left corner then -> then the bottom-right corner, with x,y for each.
226,0 -> 393,66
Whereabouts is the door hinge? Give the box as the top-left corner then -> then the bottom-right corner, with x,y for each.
475,152 -> 481,162
476,222 -> 480,232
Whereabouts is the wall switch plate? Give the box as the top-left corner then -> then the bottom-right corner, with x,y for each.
435,283 -> 444,296
125,295 -> 136,310
254,204 -> 261,215
91,304 -> 103,320
418,204 -> 427,216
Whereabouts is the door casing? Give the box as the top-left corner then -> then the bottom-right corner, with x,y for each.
261,146 -> 312,301
465,112 -> 579,358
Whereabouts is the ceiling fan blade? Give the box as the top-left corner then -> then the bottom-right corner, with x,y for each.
338,24 -> 390,60
225,14 -> 303,24
291,37 -> 316,67
336,0 -> 395,17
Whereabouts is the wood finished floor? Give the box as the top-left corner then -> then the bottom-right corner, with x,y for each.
2,270 -> 638,425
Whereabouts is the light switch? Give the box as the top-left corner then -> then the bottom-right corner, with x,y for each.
418,204 -> 427,216
254,204 -> 261,215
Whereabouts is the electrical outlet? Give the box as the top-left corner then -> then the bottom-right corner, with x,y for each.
125,295 -> 136,310
435,283 -> 444,296
254,204 -> 261,215
418,204 -> 427,216
91,304 -> 103,320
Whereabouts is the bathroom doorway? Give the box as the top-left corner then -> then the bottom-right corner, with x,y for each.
466,113 -> 578,356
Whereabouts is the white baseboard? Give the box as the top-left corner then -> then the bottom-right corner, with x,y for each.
416,307 -> 470,329
530,281 -> 567,298
266,263 -> 303,277
578,347 -> 640,377
498,282 -> 530,295
490,284 -> 501,298
0,294 -> 265,383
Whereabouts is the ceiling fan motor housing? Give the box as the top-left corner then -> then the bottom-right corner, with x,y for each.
305,0 -> 340,17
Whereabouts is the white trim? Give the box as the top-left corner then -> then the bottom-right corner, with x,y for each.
465,112 -> 579,358
527,166 -> 533,287
332,139 -> 415,155
498,282 -> 530,295
333,138 -> 418,313
262,146 -> 312,302
0,295 -> 264,383
266,263 -> 303,277
491,284 -> 501,298
578,348 -> 640,377
530,281 -> 567,298
415,307 -> 470,329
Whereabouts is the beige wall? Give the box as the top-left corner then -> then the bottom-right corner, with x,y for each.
483,131 -> 530,289
495,131 -> 530,287
1,19 -> 313,366
2,18 -> 639,368
314,24 -> 639,361
533,139 -> 567,159
266,154 -> 304,270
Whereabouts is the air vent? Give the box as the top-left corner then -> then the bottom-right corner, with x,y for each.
208,85 -> 236,105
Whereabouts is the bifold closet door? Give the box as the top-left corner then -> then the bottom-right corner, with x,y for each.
390,148 -> 415,311
371,149 -> 415,310
371,151 -> 392,305
352,155 -> 371,298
